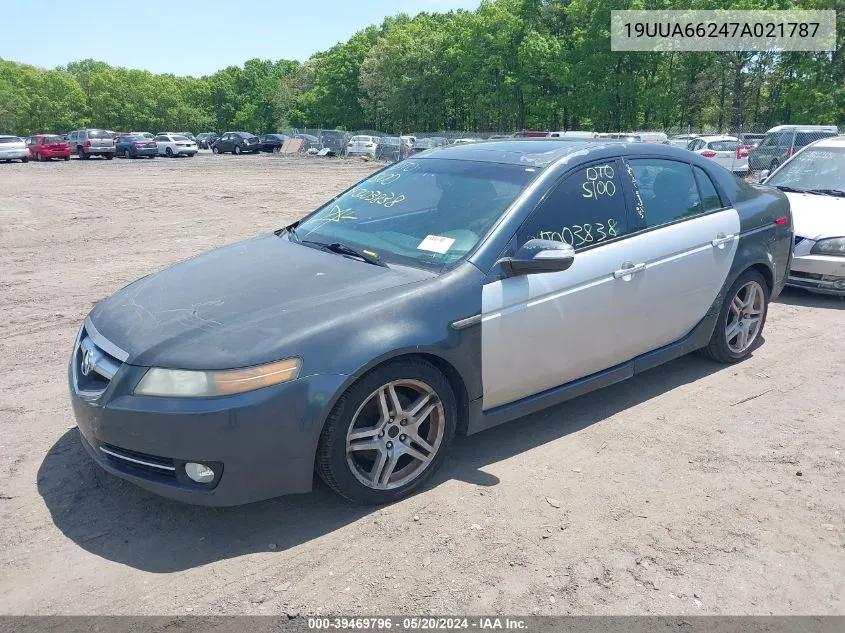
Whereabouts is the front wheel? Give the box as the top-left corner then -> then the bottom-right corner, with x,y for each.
316,358 -> 457,504
165,147 -> 173,157
700,269 -> 769,363
233,145 -> 241,155
212,146 -> 219,154
63,156 -> 70,161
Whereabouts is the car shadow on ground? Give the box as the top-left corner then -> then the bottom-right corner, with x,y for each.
774,286 -> 845,310
39,353 -> 725,573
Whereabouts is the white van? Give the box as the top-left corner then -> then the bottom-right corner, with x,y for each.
547,130 -> 598,139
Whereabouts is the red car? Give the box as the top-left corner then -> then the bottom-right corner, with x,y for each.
27,134 -> 71,161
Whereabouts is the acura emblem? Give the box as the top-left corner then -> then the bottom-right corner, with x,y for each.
80,348 -> 96,377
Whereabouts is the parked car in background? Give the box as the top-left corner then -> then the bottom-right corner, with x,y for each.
68,140 -> 792,506
0,135 -> 29,162
26,134 -> 71,161
154,134 -> 198,157
68,129 -> 115,159
633,131 -> 669,144
376,136 -> 404,161
749,125 -> 839,172
547,130 -> 597,139
450,138 -> 481,145
115,135 -> 158,159
258,134 -> 289,153
759,135 -> 845,296
196,133 -> 218,149
597,133 -> 642,143
512,130 -> 549,138
319,130 -> 349,154
687,135 -> 749,174
212,132 -> 260,154
738,132 -> 765,149
668,133 -> 699,147
292,133 -> 320,152
346,135 -> 380,158
178,132 -> 196,142
408,137 -> 447,155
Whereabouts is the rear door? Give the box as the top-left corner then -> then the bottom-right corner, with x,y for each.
618,158 -> 740,355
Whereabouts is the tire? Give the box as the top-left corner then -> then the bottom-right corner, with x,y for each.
124,149 -> 131,159
77,147 -> 88,160
316,358 -> 457,505
21,156 -> 28,163
770,159 -> 779,172
212,146 -> 219,154
35,152 -> 42,162
165,147 -> 173,157
700,269 -> 769,364
63,156 -> 70,161
105,153 -> 113,160
233,144 -> 241,155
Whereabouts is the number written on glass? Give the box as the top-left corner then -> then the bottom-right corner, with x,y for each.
534,219 -> 619,248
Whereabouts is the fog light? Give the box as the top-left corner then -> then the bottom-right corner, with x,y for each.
185,462 -> 215,483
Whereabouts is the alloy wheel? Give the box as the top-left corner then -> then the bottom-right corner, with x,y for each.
345,379 -> 445,490
725,280 -> 764,354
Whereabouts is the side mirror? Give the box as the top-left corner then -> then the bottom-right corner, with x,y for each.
497,239 -> 575,277
757,169 -> 770,183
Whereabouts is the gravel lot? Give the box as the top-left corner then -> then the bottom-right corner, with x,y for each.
1,153 -> 844,615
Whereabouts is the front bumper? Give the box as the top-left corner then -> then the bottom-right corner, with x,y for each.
68,332 -> 347,505
787,253 -> 845,296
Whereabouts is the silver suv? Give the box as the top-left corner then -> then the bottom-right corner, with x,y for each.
68,129 -> 115,160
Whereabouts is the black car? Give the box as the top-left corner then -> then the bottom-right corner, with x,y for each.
114,135 -> 158,159
68,140 -> 792,506
212,132 -> 261,154
293,133 -> 320,151
320,129 -> 349,154
259,134 -> 289,153
376,136 -> 404,161
196,133 -> 218,149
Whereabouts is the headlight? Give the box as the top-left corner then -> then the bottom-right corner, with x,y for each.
134,358 -> 301,397
811,237 -> 845,257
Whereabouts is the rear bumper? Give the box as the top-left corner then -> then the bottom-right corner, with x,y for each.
83,147 -> 116,155
36,149 -> 72,158
0,149 -> 28,159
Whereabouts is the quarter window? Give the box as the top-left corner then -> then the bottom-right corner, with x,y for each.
518,160 -> 630,250
627,159 -> 703,228
693,166 -> 724,212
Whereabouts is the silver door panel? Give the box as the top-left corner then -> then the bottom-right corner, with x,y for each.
480,208 -> 740,410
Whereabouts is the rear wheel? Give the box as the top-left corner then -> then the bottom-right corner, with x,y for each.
21,156 -> 28,163
165,147 -> 173,157
212,145 -> 220,154
105,153 -> 113,160
124,149 -> 131,159
63,156 -> 70,161
77,147 -> 88,160
700,269 -> 769,364
316,358 -> 457,504
233,144 -> 242,155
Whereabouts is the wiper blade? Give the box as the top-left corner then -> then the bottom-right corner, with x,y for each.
300,240 -> 387,267
774,185 -> 806,193
274,222 -> 300,240
805,188 -> 845,198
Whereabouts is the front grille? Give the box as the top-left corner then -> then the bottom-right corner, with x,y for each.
100,443 -> 177,479
73,324 -> 124,396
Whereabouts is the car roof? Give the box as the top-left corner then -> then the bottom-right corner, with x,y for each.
765,124 -> 838,133
698,135 -> 739,141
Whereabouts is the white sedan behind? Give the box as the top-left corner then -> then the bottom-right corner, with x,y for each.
761,136 -> 845,295
154,134 -> 197,157
0,135 -> 29,163
687,135 -> 749,174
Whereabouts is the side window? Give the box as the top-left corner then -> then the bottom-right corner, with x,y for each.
760,133 -> 775,147
693,166 -> 724,212
69,131 -> 77,141
518,160 -> 630,250
777,132 -> 792,147
627,159 -> 703,228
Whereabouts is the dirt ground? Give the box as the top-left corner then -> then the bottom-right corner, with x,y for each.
1,152 -> 844,616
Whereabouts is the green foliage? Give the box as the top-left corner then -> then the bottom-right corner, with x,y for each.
0,0 -> 842,136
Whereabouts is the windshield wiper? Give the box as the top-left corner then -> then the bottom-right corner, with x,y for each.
804,188 -> 845,198
773,185 -> 806,193
274,222 -> 300,240
300,240 -> 387,267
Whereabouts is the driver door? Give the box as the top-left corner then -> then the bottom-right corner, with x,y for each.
481,159 -> 639,409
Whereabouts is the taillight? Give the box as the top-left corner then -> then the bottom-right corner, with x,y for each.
736,146 -> 750,159
133,141 -> 144,146
701,150 -> 716,157
786,147 -> 796,158
84,140 -> 91,147
774,216 -> 788,226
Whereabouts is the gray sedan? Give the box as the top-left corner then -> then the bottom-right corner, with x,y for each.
68,140 -> 793,506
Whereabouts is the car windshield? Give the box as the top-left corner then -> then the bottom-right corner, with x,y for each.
291,158 -> 537,270
123,136 -> 144,142
766,146 -> 845,193
88,130 -> 110,139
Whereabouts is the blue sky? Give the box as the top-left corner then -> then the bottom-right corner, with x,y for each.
1,0 -> 480,76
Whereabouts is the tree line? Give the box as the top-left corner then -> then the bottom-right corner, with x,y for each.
1,0 -> 842,137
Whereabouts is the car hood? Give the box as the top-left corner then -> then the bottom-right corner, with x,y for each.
88,234 -> 434,369
784,192 -> 845,240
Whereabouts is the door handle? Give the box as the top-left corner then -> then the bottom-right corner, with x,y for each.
711,233 -> 736,249
613,262 -> 646,279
